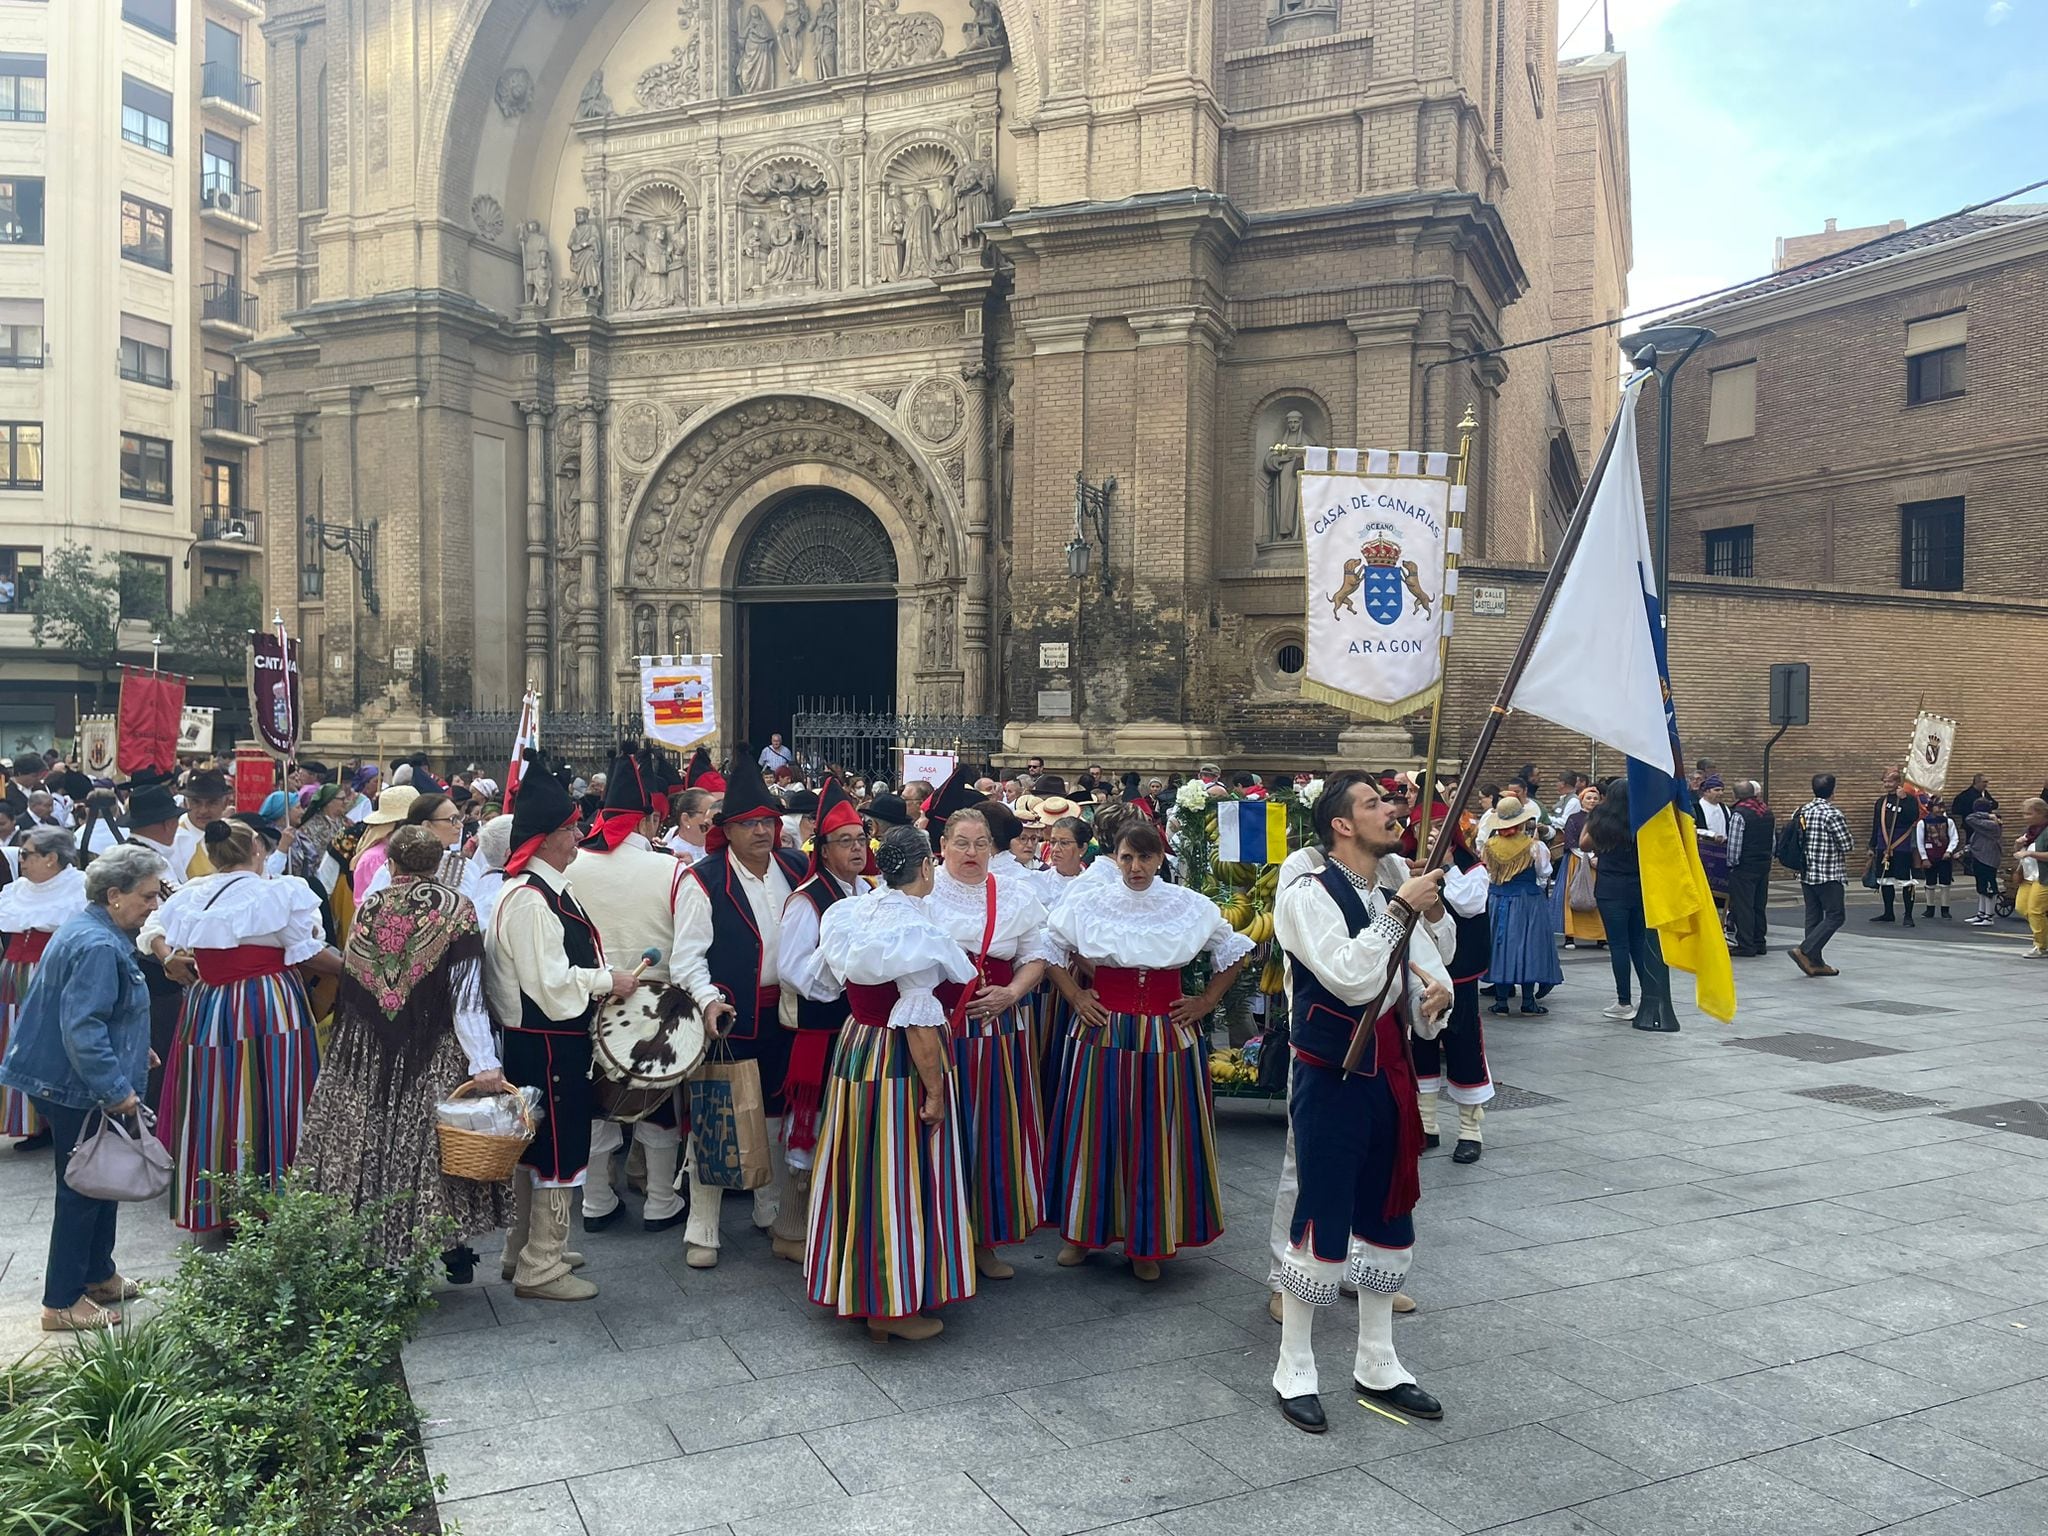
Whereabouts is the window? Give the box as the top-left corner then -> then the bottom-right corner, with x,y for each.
1905,311 -> 1966,405
0,547 -> 40,611
202,457 -> 240,512
121,76 -> 173,156
0,54 -> 46,123
1276,642 -> 1305,675
204,21 -> 242,77
0,177 -> 44,245
122,0 -> 176,42
121,195 -> 172,269
1703,525 -> 1755,578
0,423 -> 41,489
120,432 -> 173,504
202,565 -> 240,590
1900,497 -> 1964,592
1704,361 -> 1757,444
120,555 -> 172,622
201,131 -> 239,196
0,300 -> 42,369
118,314 -> 173,388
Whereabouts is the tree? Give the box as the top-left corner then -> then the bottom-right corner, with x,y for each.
164,579 -> 263,688
28,543 -> 122,706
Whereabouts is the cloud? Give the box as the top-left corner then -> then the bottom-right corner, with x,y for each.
1987,0 -> 2012,21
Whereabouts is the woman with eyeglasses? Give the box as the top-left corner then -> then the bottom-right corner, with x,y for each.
808,824 -> 979,1340
921,805 -> 1057,1281
358,793 -> 480,903
1046,820 -> 1251,1282
1023,811 -> 1089,1121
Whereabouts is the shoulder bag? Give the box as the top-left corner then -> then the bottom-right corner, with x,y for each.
65,1104 -> 175,1203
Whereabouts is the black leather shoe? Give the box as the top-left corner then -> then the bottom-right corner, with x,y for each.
581,1206 -> 624,1233
1632,1017 -> 1681,1033
643,1210 -> 687,1234
1422,1132 -> 1441,1150
1519,1003 -> 1548,1015
11,1129 -> 50,1153
1452,1139 -> 1482,1164
1488,1003 -> 1510,1015
1277,1392 -> 1327,1434
1355,1380 -> 1443,1420
441,1245 -> 478,1285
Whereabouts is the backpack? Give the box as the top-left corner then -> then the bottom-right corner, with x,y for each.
1775,809 -> 1808,873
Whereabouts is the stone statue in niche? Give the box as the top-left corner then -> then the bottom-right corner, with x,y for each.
962,0 -> 1006,51
938,593 -> 956,664
765,197 -> 823,287
668,606 -> 692,654
621,223 -> 663,309
944,160 -> 994,253
812,0 -> 840,78
576,70 -> 613,120
899,184 -> 941,277
519,220 -> 553,310
568,207 -> 604,308
884,191 -> 909,280
778,0 -> 811,81
1258,401 -> 1326,551
634,605 -> 657,657
736,3 -> 778,92
919,597 -> 939,666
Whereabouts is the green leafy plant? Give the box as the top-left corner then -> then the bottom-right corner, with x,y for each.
163,578 -> 263,689
26,544 -> 124,707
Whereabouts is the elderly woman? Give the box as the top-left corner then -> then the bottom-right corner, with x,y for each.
0,844 -> 165,1330
0,827 -> 88,1148
297,826 -> 513,1281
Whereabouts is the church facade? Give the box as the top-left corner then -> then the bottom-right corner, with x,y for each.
250,0 -> 1627,766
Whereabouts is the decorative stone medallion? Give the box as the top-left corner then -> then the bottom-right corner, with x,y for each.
470,194 -> 505,242
906,376 -> 964,446
617,401 -> 664,466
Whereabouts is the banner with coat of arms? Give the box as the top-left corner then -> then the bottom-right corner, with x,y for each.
640,655 -> 717,752
1299,448 -> 1455,719
77,716 -> 119,778
1904,710 -> 1957,795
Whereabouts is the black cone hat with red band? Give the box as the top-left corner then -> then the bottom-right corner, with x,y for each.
706,747 -> 777,852
809,775 -> 870,878
505,750 -> 579,875
924,762 -> 980,849
581,742 -> 659,851
685,747 -> 726,794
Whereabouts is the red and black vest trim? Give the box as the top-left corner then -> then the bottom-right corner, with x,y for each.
514,872 -> 604,1034
789,873 -> 853,1034
685,846 -> 809,1043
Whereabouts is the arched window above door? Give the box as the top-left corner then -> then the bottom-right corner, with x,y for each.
737,490 -> 897,588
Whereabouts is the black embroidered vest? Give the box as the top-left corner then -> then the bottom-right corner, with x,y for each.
687,847 -> 809,1043
1284,863 -> 1391,1070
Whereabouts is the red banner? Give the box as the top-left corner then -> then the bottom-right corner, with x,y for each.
247,623 -> 301,762
234,748 -> 278,814
117,667 -> 186,775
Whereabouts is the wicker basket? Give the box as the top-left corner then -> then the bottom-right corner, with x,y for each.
435,1080 -> 536,1183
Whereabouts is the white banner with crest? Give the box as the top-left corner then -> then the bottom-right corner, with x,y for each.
178,705 -> 216,756
1904,711 -> 1957,794
77,716 -> 119,778
1299,448 -> 1455,719
640,656 -> 717,752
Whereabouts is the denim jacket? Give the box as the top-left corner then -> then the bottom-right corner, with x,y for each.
0,905 -> 151,1111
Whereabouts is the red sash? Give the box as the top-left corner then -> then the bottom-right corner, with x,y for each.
194,945 -> 288,984
3,929 -> 51,964
845,981 -> 900,1028
1092,965 -> 1183,1015
941,878 -> 1001,1033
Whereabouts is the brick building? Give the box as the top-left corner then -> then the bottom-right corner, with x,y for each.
243,0 -> 1632,766
1443,206 -> 2048,811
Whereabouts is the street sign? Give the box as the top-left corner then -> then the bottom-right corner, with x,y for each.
1038,642 -> 1069,669
1769,663 -> 1809,727
1471,586 -> 1507,616
1037,690 -> 1073,718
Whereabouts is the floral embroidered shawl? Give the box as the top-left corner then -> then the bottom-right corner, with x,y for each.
334,875 -> 485,1099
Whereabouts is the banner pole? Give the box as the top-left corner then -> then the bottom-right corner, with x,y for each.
1412,404 -> 1478,863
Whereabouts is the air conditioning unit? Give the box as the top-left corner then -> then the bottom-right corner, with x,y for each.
224,519 -> 250,542
207,188 -> 239,217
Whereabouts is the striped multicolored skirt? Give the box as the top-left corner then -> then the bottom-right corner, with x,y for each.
805,1020 -> 976,1321
1036,990 -> 1076,1131
0,955 -> 45,1138
158,969 -> 322,1233
1047,1010 -> 1225,1261
952,1001 -> 1044,1246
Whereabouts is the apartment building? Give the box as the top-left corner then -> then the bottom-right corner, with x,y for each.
0,0 -> 265,755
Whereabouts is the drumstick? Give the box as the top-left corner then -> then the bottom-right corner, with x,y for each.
630,946 -> 662,979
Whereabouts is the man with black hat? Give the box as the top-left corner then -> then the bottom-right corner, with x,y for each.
124,775 -> 199,885
482,753 -> 642,1301
865,792 -> 912,831
177,770 -> 233,880
668,749 -> 810,1268
572,744 -> 688,1236
772,777 -> 871,1262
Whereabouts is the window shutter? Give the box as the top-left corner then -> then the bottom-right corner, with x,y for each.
1905,312 -> 1966,356
0,297 -> 42,325
1705,361 -> 1757,444
120,313 -> 172,349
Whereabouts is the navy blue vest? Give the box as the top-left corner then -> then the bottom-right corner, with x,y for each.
686,846 -> 810,1043
1284,863 -> 1389,1069
789,873 -> 853,1034
514,872 -> 603,1033
1447,845 -> 1492,981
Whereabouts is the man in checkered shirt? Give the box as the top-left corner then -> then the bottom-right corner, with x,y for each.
1791,773 -> 1854,977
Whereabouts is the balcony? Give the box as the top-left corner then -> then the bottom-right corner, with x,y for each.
199,507 -> 262,549
198,173 -> 261,231
201,390 -> 260,444
200,279 -> 257,335
211,0 -> 267,19
200,64 -> 262,123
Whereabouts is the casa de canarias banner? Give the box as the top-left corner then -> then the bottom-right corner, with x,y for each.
1299,448 -> 1456,719
640,655 -> 717,752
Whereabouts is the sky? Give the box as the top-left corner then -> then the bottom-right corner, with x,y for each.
1570,0 -> 2048,316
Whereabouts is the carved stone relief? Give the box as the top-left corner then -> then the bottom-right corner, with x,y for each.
617,403 -> 663,466
867,384 -> 905,410
610,319 -> 957,374
576,70 -> 613,121
961,0 -> 1005,51
882,144 -> 961,280
518,220 -> 553,311
620,184 -> 691,310
865,0 -> 947,71
470,194 -> 504,242
494,68 -> 534,119
738,162 -> 830,297
813,0 -> 841,78
637,7 -> 703,110
907,376 -> 964,446
567,206 -> 605,310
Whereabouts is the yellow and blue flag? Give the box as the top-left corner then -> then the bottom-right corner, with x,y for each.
1508,377 -> 1735,1022
1217,798 -> 1289,867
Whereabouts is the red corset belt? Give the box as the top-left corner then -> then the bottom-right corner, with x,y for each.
4,930 -> 52,964
1092,965 -> 1184,1015
934,955 -> 1016,1014
845,981 -> 900,1028
195,945 -> 289,984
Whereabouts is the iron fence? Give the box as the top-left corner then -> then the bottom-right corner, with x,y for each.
790,698 -> 1002,788
445,707 -> 645,778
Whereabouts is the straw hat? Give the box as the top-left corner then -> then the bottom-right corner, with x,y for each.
1490,794 -> 1540,831
362,785 -> 420,826
1031,795 -> 1079,826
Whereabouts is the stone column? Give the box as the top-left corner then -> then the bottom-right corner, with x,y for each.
574,401 -> 604,711
313,386 -> 362,715
960,360 -> 994,715
519,400 -> 553,701
1346,309 -> 1423,447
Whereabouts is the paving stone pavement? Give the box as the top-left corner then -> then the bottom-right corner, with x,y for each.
4,918 -> 2048,1534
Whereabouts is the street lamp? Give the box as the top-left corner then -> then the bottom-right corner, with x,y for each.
305,516 -> 380,615
1618,323 -> 1714,610
1066,471 -> 1116,591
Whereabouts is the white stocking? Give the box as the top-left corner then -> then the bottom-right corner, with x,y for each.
584,1119 -> 625,1219
1272,1243 -> 1342,1399
684,1167 -> 723,1249
635,1121 -> 683,1222
1350,1241 -> 1416,1391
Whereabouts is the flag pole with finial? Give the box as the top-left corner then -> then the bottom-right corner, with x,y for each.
1412,404 -> 1478,861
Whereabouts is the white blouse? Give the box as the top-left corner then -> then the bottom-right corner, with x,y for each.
1020,866 -> 1082,917
818,886 -> 977,1030
0,865 -> 87,934
923,867 -> 1059,968
141,871 -> 327,965
1047,874 -> 1255,973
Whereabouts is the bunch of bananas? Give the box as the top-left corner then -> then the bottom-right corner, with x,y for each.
1209,1047 -> 1259,1087
1258,950 -> 1287,995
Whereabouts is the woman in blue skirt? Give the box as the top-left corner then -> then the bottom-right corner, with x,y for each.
1481,796 -> 1563,1014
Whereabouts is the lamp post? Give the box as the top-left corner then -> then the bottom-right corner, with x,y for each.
1618,323 -> 1715,611
304,516 -> 381,615
1065,471 -> 1116,592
